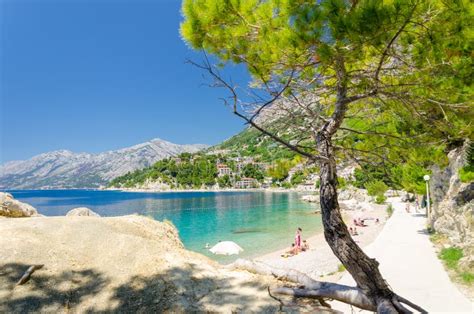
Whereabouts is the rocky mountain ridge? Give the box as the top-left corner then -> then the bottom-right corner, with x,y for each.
0,138 -> 208,189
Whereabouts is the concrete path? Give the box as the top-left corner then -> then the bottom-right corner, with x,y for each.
332,198 -> 473,313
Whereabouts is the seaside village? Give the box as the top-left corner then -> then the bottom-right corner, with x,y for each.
176,149 -> 317,191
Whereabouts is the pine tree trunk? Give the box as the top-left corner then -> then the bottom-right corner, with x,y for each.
317,133 -> 400,312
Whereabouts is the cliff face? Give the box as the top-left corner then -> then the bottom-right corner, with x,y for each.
430,144 -> 473,269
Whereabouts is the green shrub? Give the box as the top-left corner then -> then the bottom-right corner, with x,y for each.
459,165 -> 474,183
366,180 -> 389,197
337,264 -> 346,272
439,247 -> 463,269
290,170 -> 305,186
386,204 -> 393,217
375,194 -> 387,204
338,177 -> 348,189
460,272 -> 474,284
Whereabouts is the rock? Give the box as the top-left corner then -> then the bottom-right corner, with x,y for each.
301,194 -> 319,203
338,186 -> 370,203
66,207 -> 100,217
0,192 -> 38,217
384,189 -> 399,197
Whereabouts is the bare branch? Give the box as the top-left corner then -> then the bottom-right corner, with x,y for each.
373,3 -> 418,88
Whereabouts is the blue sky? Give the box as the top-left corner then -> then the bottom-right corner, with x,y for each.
0,0 -> 250,163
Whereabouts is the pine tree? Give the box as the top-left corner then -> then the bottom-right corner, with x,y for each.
181,1 -> 473,311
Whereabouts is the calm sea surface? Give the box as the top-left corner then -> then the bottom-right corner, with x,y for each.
8,190 -> 322,263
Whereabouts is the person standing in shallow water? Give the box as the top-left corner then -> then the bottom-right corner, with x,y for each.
295,227 -> 302,251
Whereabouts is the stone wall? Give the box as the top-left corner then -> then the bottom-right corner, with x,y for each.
430,143 -> 473,270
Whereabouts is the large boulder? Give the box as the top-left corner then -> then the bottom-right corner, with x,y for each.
301,194 -> 319,203
66,207 -> 100,217
0,192 -> 38,217
338,186 -> 370,203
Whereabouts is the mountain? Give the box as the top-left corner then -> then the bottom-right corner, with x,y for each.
0,139 -> 208,189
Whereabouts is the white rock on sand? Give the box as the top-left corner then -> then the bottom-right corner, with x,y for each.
66,207 -> 100,217
0,192 -> 38,218
301,194 -> 319,203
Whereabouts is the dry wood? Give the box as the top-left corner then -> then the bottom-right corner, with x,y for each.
16,264 -> 44,285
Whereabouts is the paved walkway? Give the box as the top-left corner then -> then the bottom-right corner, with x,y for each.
333,198 -> 473,313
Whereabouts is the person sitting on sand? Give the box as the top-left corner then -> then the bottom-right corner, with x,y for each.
302,240 -> 309,251
375,218 -> 380,224
281,243 -> 299,257
353,227 -> 359,236
354,218 -> 366,227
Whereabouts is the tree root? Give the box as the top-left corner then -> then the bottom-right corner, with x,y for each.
229,259 -> 427,313
267,286 -> 284,311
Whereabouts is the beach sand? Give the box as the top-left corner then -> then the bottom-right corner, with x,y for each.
255,200 -> 388,281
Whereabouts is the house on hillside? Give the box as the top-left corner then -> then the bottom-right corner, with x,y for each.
217,163 -> 232,177
254,162 -> 269,171
235,177 -> 258,189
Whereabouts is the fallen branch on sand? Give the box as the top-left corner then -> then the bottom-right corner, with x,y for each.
16,264 -> 44,285
229,259 -> 427,313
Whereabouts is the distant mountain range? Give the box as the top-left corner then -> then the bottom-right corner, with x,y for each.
0,138 -> 208,189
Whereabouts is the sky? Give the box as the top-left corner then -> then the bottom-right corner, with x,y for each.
0,0 -> 250,163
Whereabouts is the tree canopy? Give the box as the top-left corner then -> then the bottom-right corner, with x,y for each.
181,0 -> 473,312
182,0 -> 473,191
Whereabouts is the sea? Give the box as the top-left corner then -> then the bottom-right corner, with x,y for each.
7,190 -> 322,263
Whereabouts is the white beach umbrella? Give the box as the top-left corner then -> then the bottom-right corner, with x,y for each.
209,241 -> 243,255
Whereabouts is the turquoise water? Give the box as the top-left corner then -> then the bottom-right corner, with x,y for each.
8,190 -> 322,263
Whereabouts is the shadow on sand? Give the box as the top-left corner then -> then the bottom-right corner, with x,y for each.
0,262 -> 301,313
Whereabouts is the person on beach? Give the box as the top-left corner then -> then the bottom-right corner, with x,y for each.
405,203 -> 411,213
282,243 -> 299,257
302,240 -> 309,251
295,227 -> 302,250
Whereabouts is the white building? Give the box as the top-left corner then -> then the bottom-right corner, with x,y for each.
235,177 -> 257,189
217,163 -> 232,177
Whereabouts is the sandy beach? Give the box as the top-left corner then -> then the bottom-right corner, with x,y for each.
255,200 -> 388,279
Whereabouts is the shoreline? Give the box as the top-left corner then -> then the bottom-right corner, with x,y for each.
253,200 -> 389,278
106,187 -> 316,194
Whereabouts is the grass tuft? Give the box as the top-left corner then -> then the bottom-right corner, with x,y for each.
439,247 -> 463,269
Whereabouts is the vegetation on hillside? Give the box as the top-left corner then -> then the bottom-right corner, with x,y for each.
216,128 -> 297,162
459,142 -> 474,183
